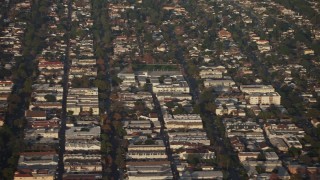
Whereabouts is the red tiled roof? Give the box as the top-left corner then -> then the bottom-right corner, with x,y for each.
20,151 -> 56,156
0,80 -> 13,85
29,120 -> 59,128
149,113 -> 158,118
25,110 -> 46,117
14,173 -> 33,177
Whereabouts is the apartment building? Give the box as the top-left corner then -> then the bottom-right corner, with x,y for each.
248,92 -> 281,105
240,85 -> 275,94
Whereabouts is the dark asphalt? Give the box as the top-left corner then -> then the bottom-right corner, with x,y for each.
57,0 -> 72,179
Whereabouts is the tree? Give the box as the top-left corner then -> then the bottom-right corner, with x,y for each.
165,101 -> 176,109
7,94 -> 21,115
103,31 -> 112,46
44,94 -> 56,102
2,168 -> 14,179
67,111 -> 74,116
142,84 -> 149,91
299,154 -> 312,165
112,113 -> 122,121
21,77 -> 33,95
217,154 -> 231,169
290,174 -> 303,180
256,165 -> 265,174
111,76 -> 123,87
158,75 -> 166,84
257,153 -> 266,161
200,90 -> 215,102
94,79 -> 109,91
192,104 -> 201,114
13,118 -> 25,129
101,134 -> 112,154
115,147 -> 125,168
306,109 -> 320,118
8,94 -> 21,104
71,76 -> 91,88
315,125 -> 320,138
204,102 -> 216,113
113,121 -> 126,137
95,46 -> 104,58
265,17 -> 276,28
144,139 -> 155,145
173,105 -> 187,115
187,154 -> 201,166
258,111 -> 274,120
134,100 -> 146,112
288,146 -> 301,159
245,108 -> 256,118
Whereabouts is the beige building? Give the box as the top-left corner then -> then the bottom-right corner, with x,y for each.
166,121 -> 203,129
66,88 -> 100,115
248,92 -> 281,105
64,154 -> 102,173
199,66 -> 226,79
152,82 -> 190,93
240,85 -> 275,94
65,140 -> 100,151
164,114 -> 204,129
126,161 -> 173,180
128,141 -> 166,151
14,172 -> 54,180
204,79 -> 235,88
177,149 -> 215,160
14,152 -> 57,180
127,150 -> 167,160
238,152 -> 260,162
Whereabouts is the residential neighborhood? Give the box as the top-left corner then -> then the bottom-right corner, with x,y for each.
0,0 -> 320,180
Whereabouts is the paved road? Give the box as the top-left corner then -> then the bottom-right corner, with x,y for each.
57,0 -> 72,179
152,93 -> 179,179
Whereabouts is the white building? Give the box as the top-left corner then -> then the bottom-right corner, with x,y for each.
240,85 -> 275,94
